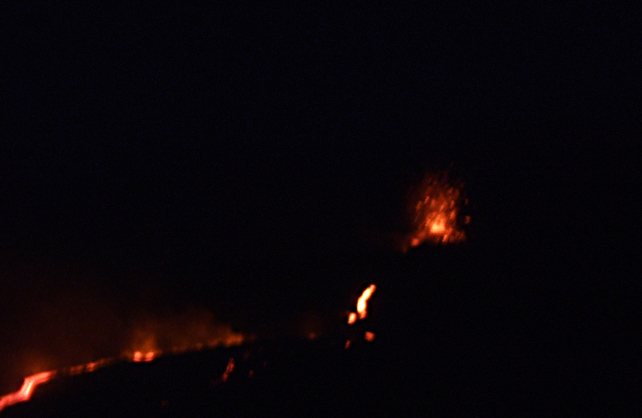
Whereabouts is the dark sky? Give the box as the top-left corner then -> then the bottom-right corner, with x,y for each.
0,3 -> 639,392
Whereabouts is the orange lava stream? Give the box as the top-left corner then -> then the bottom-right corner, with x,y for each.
0,333 -> 247,412
356,284 -> 376,320
0,371 -> 55,412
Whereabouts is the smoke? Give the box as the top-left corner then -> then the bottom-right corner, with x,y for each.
126,307 -> 245,355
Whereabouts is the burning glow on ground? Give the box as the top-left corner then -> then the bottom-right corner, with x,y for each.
405,172 -> 468,249
0,371 -> 55,412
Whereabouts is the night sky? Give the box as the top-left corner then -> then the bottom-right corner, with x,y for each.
1,3 -> 639,395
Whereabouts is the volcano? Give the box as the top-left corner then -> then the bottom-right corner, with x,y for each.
0,243 -> 550,417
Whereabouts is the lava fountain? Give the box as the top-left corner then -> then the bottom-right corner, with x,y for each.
405,172 -> 469,250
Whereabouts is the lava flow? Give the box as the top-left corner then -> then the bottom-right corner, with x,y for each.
347,284 -> 376,325
356,284 -> 376,320
406,172 -> 469,249
0,371 -> 55,412
0,325 -> 246,414
346,284 -> 378,347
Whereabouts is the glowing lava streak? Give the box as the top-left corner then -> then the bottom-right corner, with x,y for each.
407,173 -> 468,249
0,371 -> 55,412
221,358 -> 235,382
356,284 -> 376,320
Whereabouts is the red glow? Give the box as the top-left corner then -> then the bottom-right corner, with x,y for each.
0,371 -> 55,412
364,331 -> 375,342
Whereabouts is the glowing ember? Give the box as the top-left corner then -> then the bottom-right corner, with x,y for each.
356,284 -> 376,320
364,331 -> 375,342
221,357 -> 235,383
85,362 -> 98,372
347,312 -> 357,325
69,365 -> 84,375
0,371 -> 55,412
407,173 -> 467,248
132,351 -> 157,363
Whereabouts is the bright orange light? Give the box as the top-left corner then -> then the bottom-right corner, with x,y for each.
347,312 -> 357,325
407,173 -> 467,249
132,351 -> 156,362
0,371 -> 55,412
356,284 -> 376,320
364,331 -> 375,342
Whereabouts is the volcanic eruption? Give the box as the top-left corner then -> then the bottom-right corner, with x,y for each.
404,172 -> 469,250
0,170 -> 469,416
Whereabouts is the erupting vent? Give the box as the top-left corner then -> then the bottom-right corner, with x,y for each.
406,173 -> 469,249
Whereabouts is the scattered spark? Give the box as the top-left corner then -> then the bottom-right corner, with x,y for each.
406,173 -> 468,249
347,312 -> 357,325
364,332 -> 375,342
